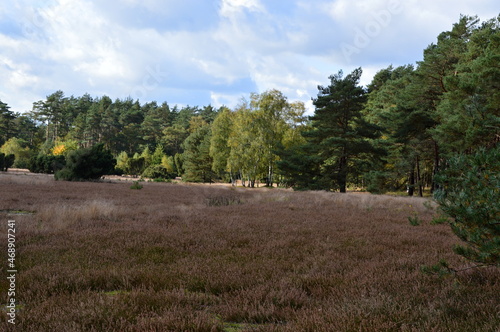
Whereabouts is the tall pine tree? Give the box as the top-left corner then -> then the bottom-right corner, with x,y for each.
309,68 -> 382,192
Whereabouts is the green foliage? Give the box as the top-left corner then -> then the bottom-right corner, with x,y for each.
32,90 -> 75,142
113,167 -> 124,176
151,144 -> 166,165
162,124 -> 189,156
210,107 -> 233,179
364,64 -> 436,196
226,105 -> 262,187
181,124 -> 215,183
288,68 -> 382,192
0,100 -> 16,147
430,16 -> 500,154
434,147 -> 500,266
161,155 -> 176,174
276,144 -> 326,190
364,171 -> 390,194
152,177 -> 170,183
141,164 -> 174,180
430,214 -> 450,225
222,91 -> 308,188
125,156 -> 146,176
140,146 -> 153,167
174,153 -> 183,176
420,259 -> 454,277
141,102 -> 173,145
130,181 -> 143,190
29,154 -> 66,174
55,144 -> 115,181
115,151 -> 129,172
0,153 -> 15,171
362,16 -> 500,197
0,15 -> 497,195
0,137 -> 32,168
408,214 -> 422,226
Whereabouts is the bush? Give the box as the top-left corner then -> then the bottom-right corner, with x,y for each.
434,147 -> 500,266
126,156 -> 146,176
0,153 -> 15,171
55,144 -> 115,181
0,137 -> 32,168
130,181 -> 143,190
115,151 -> 129,172
113,167 -> 125,176
29,154 -> 66,174
141,164 -> 174,180
364,171 -> 390,194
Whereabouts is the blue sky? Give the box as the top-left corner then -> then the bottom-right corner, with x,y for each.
1,0 -> 498,115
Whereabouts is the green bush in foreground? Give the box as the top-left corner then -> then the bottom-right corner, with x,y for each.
55,144 -> 115,181
434,146 -> 500,266
130,181 -> 143,189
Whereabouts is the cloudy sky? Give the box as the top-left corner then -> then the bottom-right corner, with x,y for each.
1,0 -> 498,115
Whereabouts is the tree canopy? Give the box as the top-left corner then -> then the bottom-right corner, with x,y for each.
0,14 -> 497,196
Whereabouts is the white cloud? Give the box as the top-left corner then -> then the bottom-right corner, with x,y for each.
40,1 -> 130,76
0,0 -> 499,115
219,0 -> 264,18
1,57 -> 38,88
210,91 -> 243,108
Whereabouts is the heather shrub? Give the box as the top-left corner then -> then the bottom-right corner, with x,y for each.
36,200 -> 120,230
2,175 -> 498,331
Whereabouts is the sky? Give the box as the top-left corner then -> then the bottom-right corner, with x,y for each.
1,1 -> 498,115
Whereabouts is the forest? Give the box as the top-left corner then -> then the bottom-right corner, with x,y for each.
0,14 -> 499,330
0,15 -> 499,195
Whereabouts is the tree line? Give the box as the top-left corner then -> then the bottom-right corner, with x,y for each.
0,15 -> 498,194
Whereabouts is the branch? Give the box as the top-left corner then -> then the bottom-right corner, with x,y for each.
450,264 -> 489,274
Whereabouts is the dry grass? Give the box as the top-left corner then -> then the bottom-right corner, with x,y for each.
0,171 -> 498,331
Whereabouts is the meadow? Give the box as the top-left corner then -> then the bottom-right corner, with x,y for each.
0,172 -> 498,331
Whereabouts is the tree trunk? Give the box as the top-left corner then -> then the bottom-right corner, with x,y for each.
431,141 -> 440,193
241,171 -> 246,187
416,155 -> 423,197
338,155 -> 347,193
267,163 -> 273,187
408,162 -> 415,197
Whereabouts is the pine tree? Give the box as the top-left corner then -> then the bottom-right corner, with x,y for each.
0,100 -> 16,147
434,146 -> 500,266
432,16 -> 500,153
182,124 -> 214,183
305,68 -> 382,192
210,107 -> 234,182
